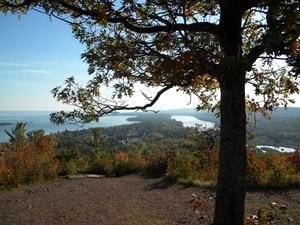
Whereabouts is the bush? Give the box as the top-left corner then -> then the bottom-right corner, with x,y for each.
287,150 -> 300,173
0,158 -> 11,188
113,150 -> 145,177
166,151 -> 195,179
87,149 -> 145,177
0,135 -> 58,188
196,149 -> 218,181
247,149 -> 268,187
265,153 -> 291,188
247,149 -> 300,188
56,147 -> 88,175
88,151 -> 114,176
144,149 -> 171,177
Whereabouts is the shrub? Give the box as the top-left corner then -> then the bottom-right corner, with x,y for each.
196,149 -> 218,181
166,151 -> 195,179
56,147 -> 88,175
247,149 -> 268,187
113,151 -> 131,177
88,151 -> 115,176
287,150 -> 300,173
113,150 -> 145,177
0,135 -> 58,188
0,158 -> 11,188
247,149 -> 300,188
144,149 -> 171,177
264,153 -> 291,188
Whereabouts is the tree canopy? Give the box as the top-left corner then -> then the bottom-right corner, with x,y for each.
1,0 -> 298,122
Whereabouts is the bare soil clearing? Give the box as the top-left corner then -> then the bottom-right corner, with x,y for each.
0,175 -> 299,225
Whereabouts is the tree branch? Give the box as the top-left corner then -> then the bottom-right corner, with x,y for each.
51,85 -> 173,124
246,41 -> 267,66
47,0 -> 220,35
106,85 -> 173,112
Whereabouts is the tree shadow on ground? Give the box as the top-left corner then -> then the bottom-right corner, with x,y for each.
145,177 -> 177,190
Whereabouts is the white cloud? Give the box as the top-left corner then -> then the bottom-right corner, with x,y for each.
23,69 -> 52,74
0,61 -> 30,67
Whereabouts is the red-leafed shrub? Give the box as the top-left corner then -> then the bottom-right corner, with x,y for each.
144,149 -> 171,177
247,148 -> 300,188
287,150 -> 300,173
0,135 -> 58,188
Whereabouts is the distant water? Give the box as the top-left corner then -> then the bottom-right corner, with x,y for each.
171,115 -> 215,129
256,145 -> 296,153
0,111 -> 138,143
171,116 -> 296,153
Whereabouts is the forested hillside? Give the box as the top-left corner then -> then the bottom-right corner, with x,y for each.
1,109 -> 299,190
54,108 -> 300,152
55,113 -> 199,155
247,108 -> 300,148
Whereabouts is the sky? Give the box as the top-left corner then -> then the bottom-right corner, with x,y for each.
0,10 -> 299,111
0,10 -> 200,111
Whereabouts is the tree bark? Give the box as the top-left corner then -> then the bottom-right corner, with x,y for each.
213,70 -> 247,225
212,3 -> 247,224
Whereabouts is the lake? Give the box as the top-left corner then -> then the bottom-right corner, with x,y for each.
171,115 -> 215,129
171,115 -> 296,153
256,145 -> 296,153
1,112 -> 296,153
0,111 -> 138,143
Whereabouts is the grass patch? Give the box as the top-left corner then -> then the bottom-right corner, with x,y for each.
177,178 -> 216,189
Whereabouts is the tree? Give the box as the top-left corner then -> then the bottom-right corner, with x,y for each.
5,122 -> 27,151
85,128 -> 108,153
1,1 -> 299,224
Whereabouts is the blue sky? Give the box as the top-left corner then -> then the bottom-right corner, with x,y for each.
0,10 -> 199,111
0,10 -> 91,111
0,11 -> 299,111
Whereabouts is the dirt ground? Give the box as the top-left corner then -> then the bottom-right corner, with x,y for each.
0,174 -> 299,225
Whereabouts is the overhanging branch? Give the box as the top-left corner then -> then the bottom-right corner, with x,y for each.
50,85 -> 173,124
45,0 -> 220,35
98,85 -> 173,113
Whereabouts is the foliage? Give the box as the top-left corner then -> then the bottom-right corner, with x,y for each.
4,122 -> 27,151
247,149 -> 300,189
56,146 -> 88,175
247,149 -> 268,187
1,122 -> 299,190
85,127 -> 108,153
1,1 -> 298,121
183,125 -> 220,152
54,118 -> 192,154
287,150 -> 300,173
196,149 -> 219,181
166,151 -> 195,179
0,125 -> 58,188
87,148 -> 145,177
248,110 -> 300,148
144,149 -> 170,178
113,150 -> 144,177
88,150 -> 115,176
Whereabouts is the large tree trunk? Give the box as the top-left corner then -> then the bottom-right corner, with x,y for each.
212,3 -> 247,224
213,70 -> 247,225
